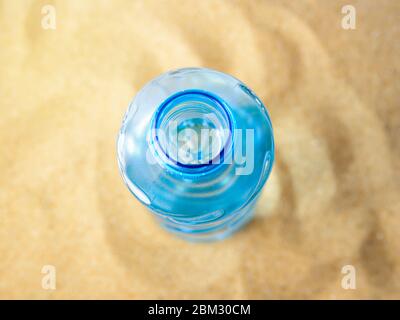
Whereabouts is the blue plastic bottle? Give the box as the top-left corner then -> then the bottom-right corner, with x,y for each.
117,68 -> 274,241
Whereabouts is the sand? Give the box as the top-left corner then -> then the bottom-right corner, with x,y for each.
0,0 -> 399,299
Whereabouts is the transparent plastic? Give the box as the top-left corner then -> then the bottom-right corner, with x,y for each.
117,67 -> 274,241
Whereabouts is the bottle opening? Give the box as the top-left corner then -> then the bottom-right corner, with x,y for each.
152,90 -> 232,170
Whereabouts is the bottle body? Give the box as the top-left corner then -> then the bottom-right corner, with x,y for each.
117,68 -> 274,241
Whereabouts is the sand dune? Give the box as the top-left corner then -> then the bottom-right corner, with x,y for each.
0,0 -> 399,299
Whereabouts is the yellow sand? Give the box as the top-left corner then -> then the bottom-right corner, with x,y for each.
0,0 -> 399,299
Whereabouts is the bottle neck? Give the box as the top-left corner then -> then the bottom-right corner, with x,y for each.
151,90 -> 233,174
